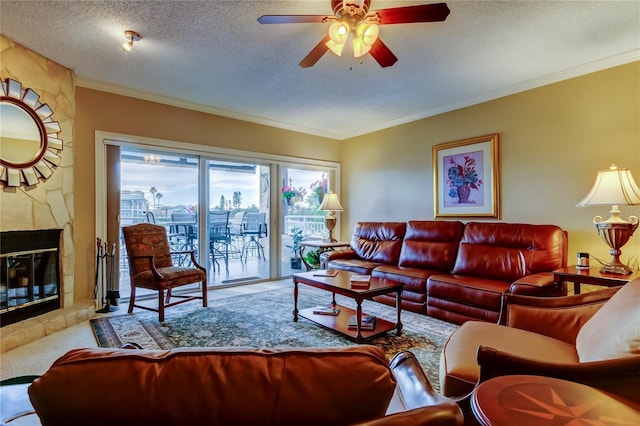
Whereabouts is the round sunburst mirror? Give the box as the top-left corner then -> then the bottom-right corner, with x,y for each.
0,78 -> 63,187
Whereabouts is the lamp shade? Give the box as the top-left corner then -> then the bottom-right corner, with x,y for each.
576,164 -> 640,207
319,192 -> 343,211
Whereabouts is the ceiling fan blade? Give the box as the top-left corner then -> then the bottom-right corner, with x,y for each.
299,35 -> 331,68
258,15 -> 329,24
374,2 -> 450,25
369,38 -> 398,68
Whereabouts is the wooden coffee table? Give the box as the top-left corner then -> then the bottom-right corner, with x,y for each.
292,270 -> 403,343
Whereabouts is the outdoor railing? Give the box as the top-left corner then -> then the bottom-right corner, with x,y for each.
121,213 -> 326,238
284,215 -> 326,238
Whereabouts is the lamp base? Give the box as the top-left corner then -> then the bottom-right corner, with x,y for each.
324,213 -> 337,244
599,263 -> 633,275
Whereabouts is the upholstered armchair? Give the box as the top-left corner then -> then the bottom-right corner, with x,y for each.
122,223 -> 207,322
26,346 -> 463,426
439,278 -> 640,405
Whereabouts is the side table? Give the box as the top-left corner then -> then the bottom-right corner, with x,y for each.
471,375 -> 640,426
553,266 -> 639,294
299,240 -> 350,271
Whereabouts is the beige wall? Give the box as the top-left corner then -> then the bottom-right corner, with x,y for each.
340,62 -> 640,266
0,35 -> 76,307
74,88 -> 341,299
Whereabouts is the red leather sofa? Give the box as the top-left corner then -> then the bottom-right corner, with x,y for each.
321,221 -> 568,324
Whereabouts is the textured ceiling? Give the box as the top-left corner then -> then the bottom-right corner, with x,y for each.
1,1 -> 638,140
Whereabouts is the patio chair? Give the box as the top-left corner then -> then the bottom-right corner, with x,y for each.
145,211 -> 156,223
241,212 -> 267,261
122,223 -> 207,322
209,211 -> 231,274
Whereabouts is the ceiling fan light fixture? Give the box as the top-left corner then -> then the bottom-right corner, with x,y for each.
353,22 -> 378,57
121,30 -> 141,52
326,22 -> 349,56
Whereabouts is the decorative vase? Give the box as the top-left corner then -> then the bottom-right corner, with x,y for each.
457,184 -> 471,203
284,195 -> 292,206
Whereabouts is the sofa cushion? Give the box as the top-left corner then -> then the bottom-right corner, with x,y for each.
439,321 -> 578,397
29,346 -> 396,426
350,222 -> 406,264
451,222 -> 567,282
398,221 -> 464,271
576,278 -> 640,362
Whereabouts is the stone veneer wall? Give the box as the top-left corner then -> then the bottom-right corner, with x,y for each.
1,35 -> 84,351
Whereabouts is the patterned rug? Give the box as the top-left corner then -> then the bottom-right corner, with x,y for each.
90,286 -> 458,389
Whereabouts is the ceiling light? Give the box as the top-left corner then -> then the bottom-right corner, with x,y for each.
353,23 -> 378,57
121,30 -> 141,52
325,18 -> 379,60
326,23 -> 349,56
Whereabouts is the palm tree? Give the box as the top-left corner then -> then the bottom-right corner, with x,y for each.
155,193 -> 163,208
149,187 -> 157,209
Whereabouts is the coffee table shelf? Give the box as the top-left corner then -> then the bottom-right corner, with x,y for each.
299,306 -> 398,341
292,270 -> 404,343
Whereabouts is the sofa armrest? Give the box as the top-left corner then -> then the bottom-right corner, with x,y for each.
353,405 -> 463,426
320,248 -> 357,268
376,351 -> 463,426
509,272 -> 565,295
497,286 -> 621,343
476,345 -> 640,405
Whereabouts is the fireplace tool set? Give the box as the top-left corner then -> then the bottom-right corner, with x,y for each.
95,237 -> 119,313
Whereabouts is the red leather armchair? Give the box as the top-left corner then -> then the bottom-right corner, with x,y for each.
440,279 -> 640,403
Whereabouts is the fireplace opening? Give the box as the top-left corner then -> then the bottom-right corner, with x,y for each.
1,229 -> 61,327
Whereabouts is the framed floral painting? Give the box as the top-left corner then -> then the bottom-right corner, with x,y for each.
433,134 -> 500,218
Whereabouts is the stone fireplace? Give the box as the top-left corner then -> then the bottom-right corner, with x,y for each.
0,35 -> 87,352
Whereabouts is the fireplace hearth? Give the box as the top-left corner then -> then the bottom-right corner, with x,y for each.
1,230 -> 62,327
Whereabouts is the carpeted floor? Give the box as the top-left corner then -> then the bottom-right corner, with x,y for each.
91,286 -> 458,388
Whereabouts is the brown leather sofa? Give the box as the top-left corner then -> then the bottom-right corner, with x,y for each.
439,278 -> 640,402
321,221 -> 568,324
26,345 -> 463,426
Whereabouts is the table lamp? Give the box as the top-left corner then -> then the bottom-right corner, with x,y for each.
319,192 -> 343,243
576,164 -> 640,274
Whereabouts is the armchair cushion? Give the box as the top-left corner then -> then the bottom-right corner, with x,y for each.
576,278 -> 640,362
439,321 -> 577,397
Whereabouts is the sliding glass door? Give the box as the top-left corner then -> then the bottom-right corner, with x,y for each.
206,159 -> 271,284
280,167 -> 335,274
119,149 -> 200,298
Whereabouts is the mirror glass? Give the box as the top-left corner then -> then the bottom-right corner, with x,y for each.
0,101 -> 44,165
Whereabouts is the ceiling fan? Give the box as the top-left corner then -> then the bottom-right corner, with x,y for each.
258,1 -> 450,68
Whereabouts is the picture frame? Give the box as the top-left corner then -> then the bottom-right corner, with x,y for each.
433,133 -> 500,218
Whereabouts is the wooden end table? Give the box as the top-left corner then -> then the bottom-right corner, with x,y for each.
471,375 -> 640,426
553,266 -> 640,294
299,240 -> 350,271
292,270 -> 403,343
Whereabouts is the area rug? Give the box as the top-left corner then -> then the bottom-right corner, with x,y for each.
91,286 -> 458,389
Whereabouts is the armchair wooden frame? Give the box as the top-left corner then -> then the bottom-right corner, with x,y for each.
123,223 -> 207,322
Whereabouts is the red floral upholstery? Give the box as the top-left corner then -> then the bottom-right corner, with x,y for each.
122,223 -> 207,322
